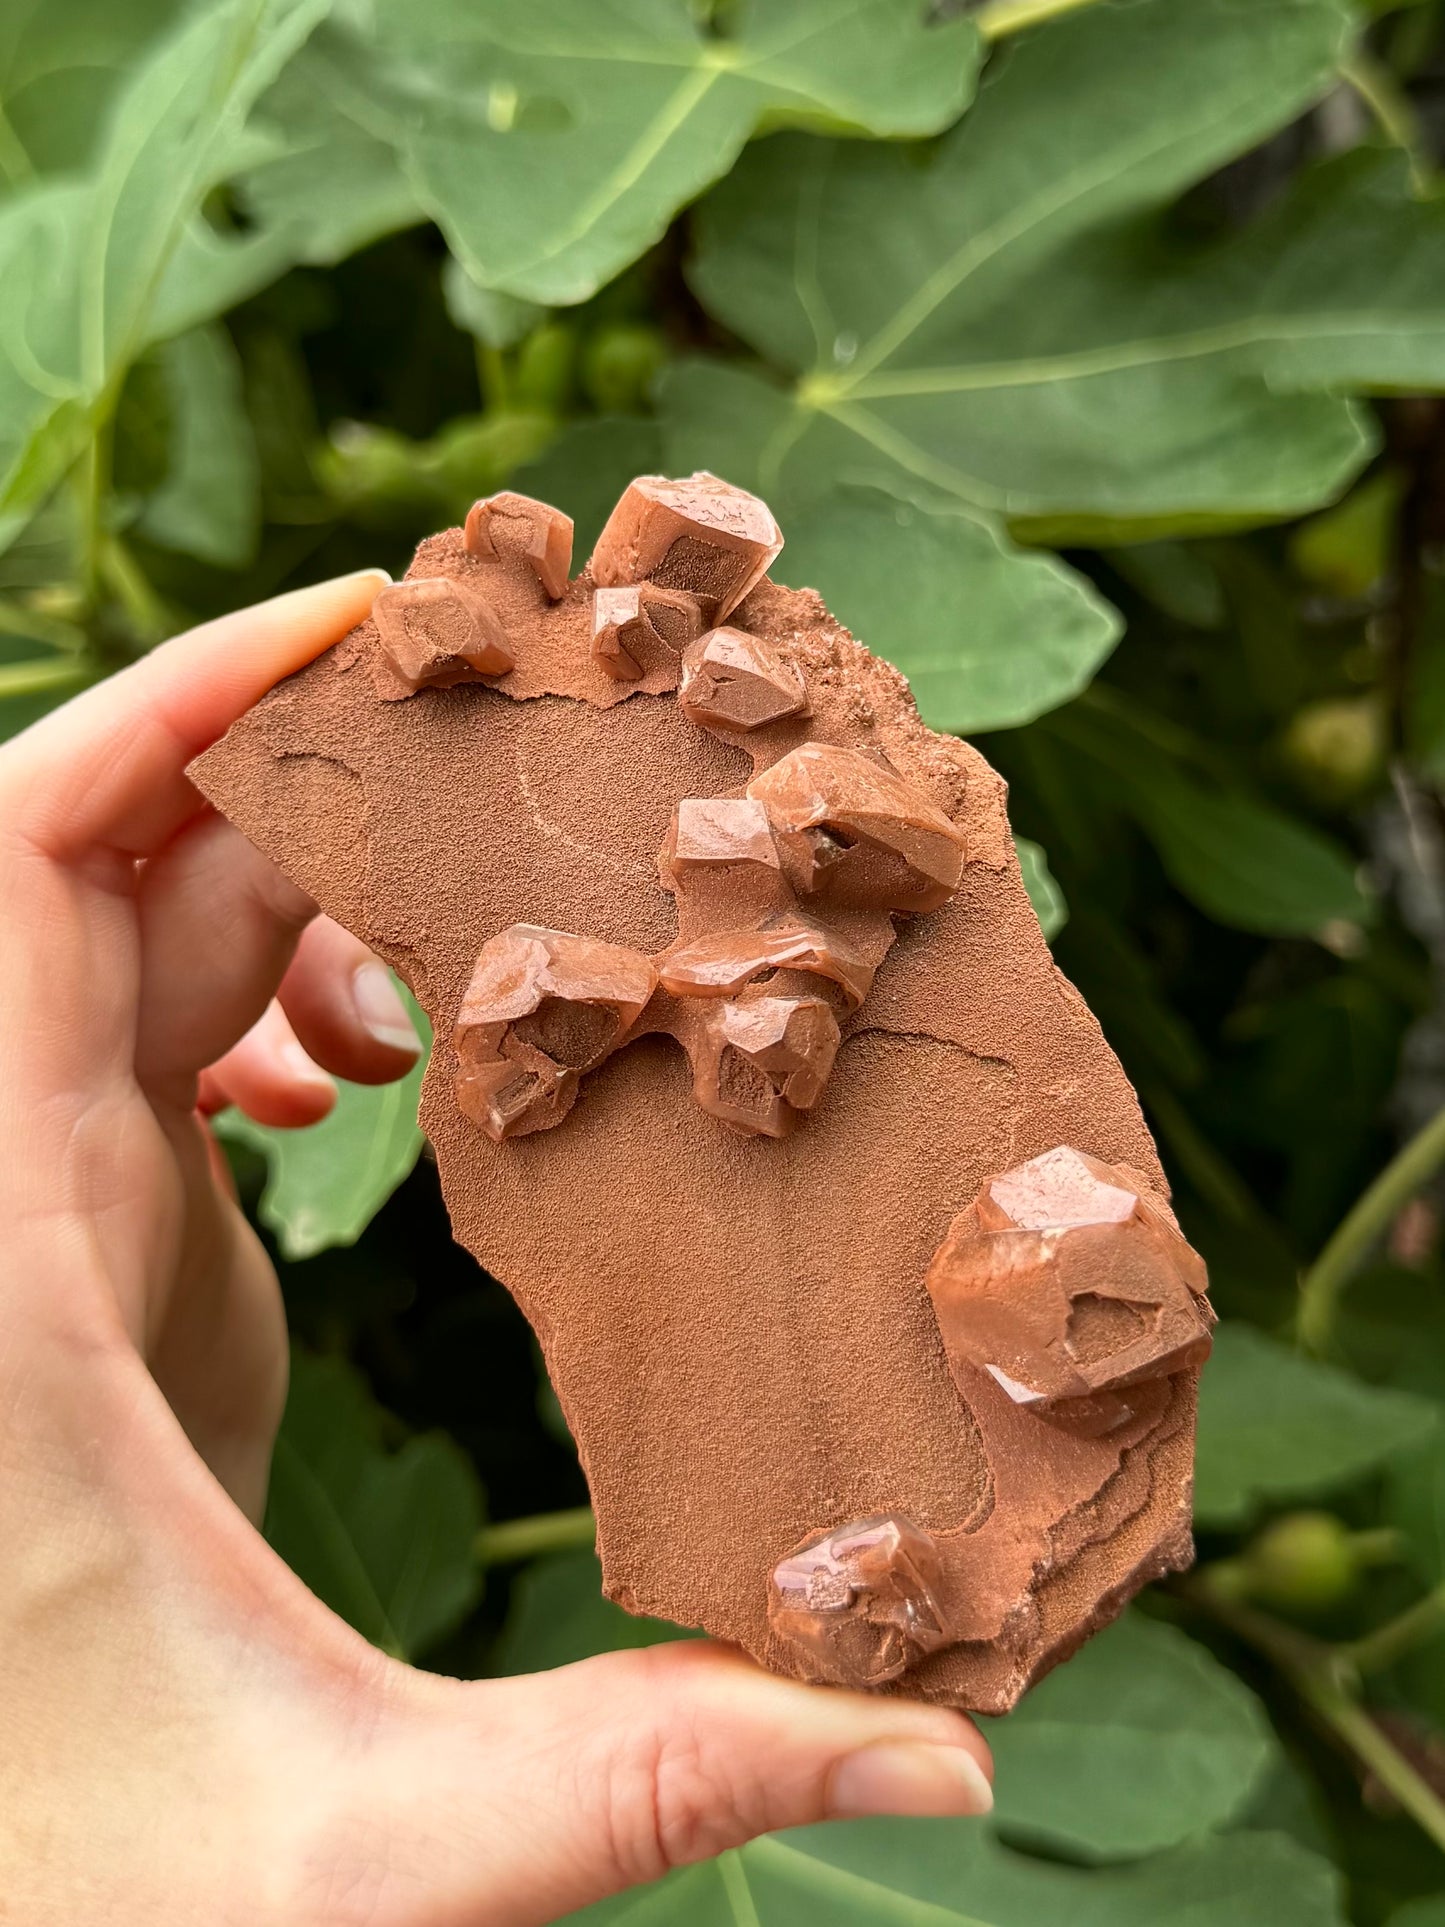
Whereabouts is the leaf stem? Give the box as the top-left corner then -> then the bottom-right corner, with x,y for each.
1142,1080 -> 1272,1232
476,342 -> 510,413
99,536 -> 170,648
0,100 -> 33,184
1297,1097 -> 1445,1354
976,0 -> 1104,41
1339,48 -> 1430,192
0,658 -> 89,701
0,602 -> 89,654
475,1505 -> 595,1566
1353,1527 -> 1409,1569
1296,1660 -> 1445,1851
1183,1575 -> 1445,1853
76,423 -> 111,613
1345,1582 -> 1445,1676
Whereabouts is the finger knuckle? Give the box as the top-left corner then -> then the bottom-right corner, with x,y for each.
595,1649 -> 757,1884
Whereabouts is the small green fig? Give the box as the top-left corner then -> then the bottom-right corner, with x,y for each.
514,323 -> 578,413
1241,1511 -> 1360,1612
580,323 -> 667,414
1280,695 -> 1387,805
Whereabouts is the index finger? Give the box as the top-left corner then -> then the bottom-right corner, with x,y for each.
0,570 -> 388,865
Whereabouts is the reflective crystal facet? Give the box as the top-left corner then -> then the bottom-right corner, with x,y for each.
591,583 -> 704,681
926,1147 -> 1214,1416
689,993 -> 841,1137
748,743 -> 968,913
660,919 -> 874,1010
371,577 -> 514,697
769,1515 -> 953,1687
465,491 -> 573,599
662,798 -> 780,879
678,626 -> 809,732
589,472 -> 783,625
454,925 -> 657,1141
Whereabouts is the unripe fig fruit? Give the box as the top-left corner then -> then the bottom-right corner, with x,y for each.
1280,696 -> 1386,805
581,323 -> 667,414
514,323 -> 577,413
1242,1511 -> 1359,1612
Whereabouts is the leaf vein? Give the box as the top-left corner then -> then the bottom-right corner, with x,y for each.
842,312 -> 1435,397
836,84 -> 1334,388
498,62 -> 721,283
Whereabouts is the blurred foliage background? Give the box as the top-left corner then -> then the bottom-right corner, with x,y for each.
11,0 -> 1445,1918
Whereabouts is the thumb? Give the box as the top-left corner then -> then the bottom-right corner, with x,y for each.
295,1641 -> 994,1927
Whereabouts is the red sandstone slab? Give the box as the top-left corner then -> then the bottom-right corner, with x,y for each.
191,474 -> 1210,1712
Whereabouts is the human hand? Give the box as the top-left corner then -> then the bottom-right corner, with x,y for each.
0,576 -> 992,1926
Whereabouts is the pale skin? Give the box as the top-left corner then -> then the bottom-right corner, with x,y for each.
0,572 -> 993,1926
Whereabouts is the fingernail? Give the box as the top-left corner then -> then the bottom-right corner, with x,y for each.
347,566 -> 393,587
352,961 -> 422,1055
828,1742 -> 994,1820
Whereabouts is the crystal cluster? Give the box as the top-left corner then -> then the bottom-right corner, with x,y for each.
414,473 -> 972,1143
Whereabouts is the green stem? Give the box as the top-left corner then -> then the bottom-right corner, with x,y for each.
1353,1527 -> 1409,1569
1346,1582 -> 1445,1675
1142,1081 -> 1271,1231
1296,1664 -> 1445,1852
0,602 -> 88,654
76,431 -> 106,613
1340,48 -> 1430,192
977,0 -> 1103,40
1074,682 -> 1218,772
475,1505 -> 595,1566
476,342 -> 510,413
0,100 -> 33,185
99,536 -> 169,648
76,404 -> 126,631
1297,1098 -> 1445,1354
1184,1576 -> 1445,1854
0,658 -> 89,701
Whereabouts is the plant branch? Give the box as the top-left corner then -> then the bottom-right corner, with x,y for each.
1354,1527 -> 1409,1569
475,1505 -> 595,1566
976,0 -> 1103,39
1297,1662 -> 1445,1851
1142,1080 -> 1273,1232
1297,1096 -> 1445,1354
1183,1575 -> 1445,1854
76,430 -> 107,614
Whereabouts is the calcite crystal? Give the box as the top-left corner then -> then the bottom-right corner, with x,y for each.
769,1515 -> 952,1688
454,926 -> 656,1142
662,798 -> 780,878
748,743 -> 968,912
927,1147 -> 1214,1422
591,583 -> 704,681
370,577 -> 514,698
191,471 -> 1211,1712
590,474 -> 783,624
688,992 -> 841,1138
464,490 -> 573,599
656,920 -> 875,1011
679,626 -> 809,732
